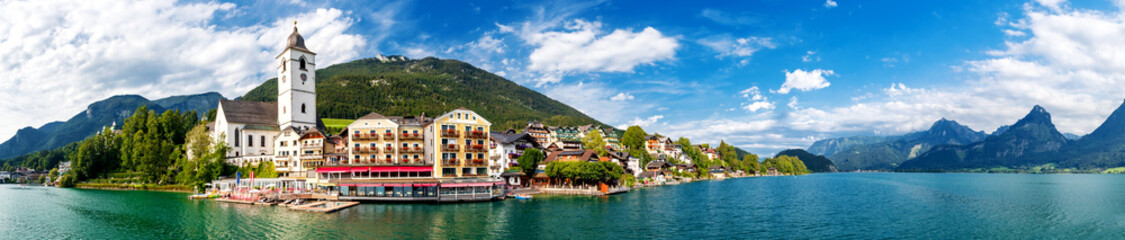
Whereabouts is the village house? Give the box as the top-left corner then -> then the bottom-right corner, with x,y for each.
522,121 -> 552,147
489,130 -> 543,177
709,166 -> 727,179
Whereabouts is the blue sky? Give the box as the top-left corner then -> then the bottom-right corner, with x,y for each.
4,0 -> 1125,155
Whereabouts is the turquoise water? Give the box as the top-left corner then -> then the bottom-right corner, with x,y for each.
2,173 -> 1125,239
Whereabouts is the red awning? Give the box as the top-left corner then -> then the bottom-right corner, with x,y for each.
350,167 -> 371,173
356,184 -> 382,187
399,166 -> 432,172
441,182 -> 495,188
384,183 -> 409,187
339,184 -> 356,187
316,167 -> 350,173
414,183 -> 437,187
369,166 -> 432,172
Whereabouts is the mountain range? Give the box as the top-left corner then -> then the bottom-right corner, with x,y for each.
0,92 -> 225,159
811,118 -> 988,171
898,105 -> 1070,170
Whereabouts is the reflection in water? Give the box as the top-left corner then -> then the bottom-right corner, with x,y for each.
4,173 -> 1125,238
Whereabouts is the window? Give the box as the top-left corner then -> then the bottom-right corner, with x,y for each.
261,136 -> 265,147
247,135 -> 253,146
478,153 -> 484,159
281,76 -> 285,83
282,60 -> 287,72
465,153 -> 472,159
299,57 -> 307,70
234,129 -> 240,147
301,104 -> 306,113
283,106 -> 286,114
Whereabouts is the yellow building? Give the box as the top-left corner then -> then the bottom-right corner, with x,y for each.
426,108 -> 492,178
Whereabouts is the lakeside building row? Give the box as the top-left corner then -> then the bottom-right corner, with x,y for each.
205,24 -> 745,201
209,25 -> 503,202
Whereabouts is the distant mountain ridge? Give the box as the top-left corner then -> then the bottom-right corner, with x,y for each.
823,118 -> 987,171
898,105 -> 1071,170
775,149 -> 838,173
0,92 -> 224,159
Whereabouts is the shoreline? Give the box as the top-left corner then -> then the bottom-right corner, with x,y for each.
75,183 -> 193,193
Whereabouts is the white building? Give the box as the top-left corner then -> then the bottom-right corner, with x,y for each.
212,24 -> 324,180
488,131 -> 542,177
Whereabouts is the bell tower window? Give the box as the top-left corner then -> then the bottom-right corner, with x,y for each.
299,58 -> 307,70
301,104 -> 307,113
282,60 -> 287,72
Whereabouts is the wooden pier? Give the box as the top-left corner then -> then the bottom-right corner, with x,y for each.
288,201 -> 360,213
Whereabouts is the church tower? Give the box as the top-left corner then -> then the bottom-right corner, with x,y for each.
277,23 -> 317,130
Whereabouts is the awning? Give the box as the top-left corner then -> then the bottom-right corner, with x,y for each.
350,167 -> 371,173
339,184 -> 356,187
316,167 -> 349,173
384,183 -> 409,187
414,183 -> 437,187
441,182 -> 496,187
370,166 -> 432,172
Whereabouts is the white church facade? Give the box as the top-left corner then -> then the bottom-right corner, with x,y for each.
211,25 -> 324,179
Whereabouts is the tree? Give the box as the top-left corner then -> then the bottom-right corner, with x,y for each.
517,148 -> 545,179
178,125 -> 232,189
622,126 -> 647,151
583,130 -> 607,157
73,127 -> 121,180
47,168 -> 59,183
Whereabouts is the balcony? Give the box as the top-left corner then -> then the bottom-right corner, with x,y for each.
402,146 -> 423,153
301,144 -> 323,150
384,132 -> 394,139
444,159 -> 459,166
400,158 -> 426,165
353,133 -> 380,140
466,130 -> 487,139
384,146 -> 395,152
469,144 -> 487,152
442,144 -> 460,152
441,129 -> 460,138
353,147 -> 375,153
467,159 -> 487,166
401,132 -> 422,140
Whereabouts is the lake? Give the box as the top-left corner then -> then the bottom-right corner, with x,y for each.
2,173 -> 1124,239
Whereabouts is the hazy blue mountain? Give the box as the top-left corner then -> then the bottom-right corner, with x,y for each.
1063,133 -> 1083,140
0,93 -> 224,159
775,149 -> 838,173
152,92 -> 224,115
830,119 -> 987,171
807,136 -> 887,156
899,106 -> 1069,171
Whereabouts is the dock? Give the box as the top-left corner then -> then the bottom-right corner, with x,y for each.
288,201 -> 360,213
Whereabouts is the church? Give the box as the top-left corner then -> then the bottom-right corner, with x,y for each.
211,24 -> 325,179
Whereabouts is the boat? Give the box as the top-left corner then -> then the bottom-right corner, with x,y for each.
514,194 -> 532,200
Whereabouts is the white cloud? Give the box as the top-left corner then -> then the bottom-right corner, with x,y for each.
544,82 -> 653,128
0,0 -> 366,141
698,35 -> 776,65
523,20 -> 680,86
619,115 -> 664,129
802,51 -> 819,62
739,86 -> 774,112
825,0 -> 838,8
610,92 -> 635,101
777,69 -> 834,94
